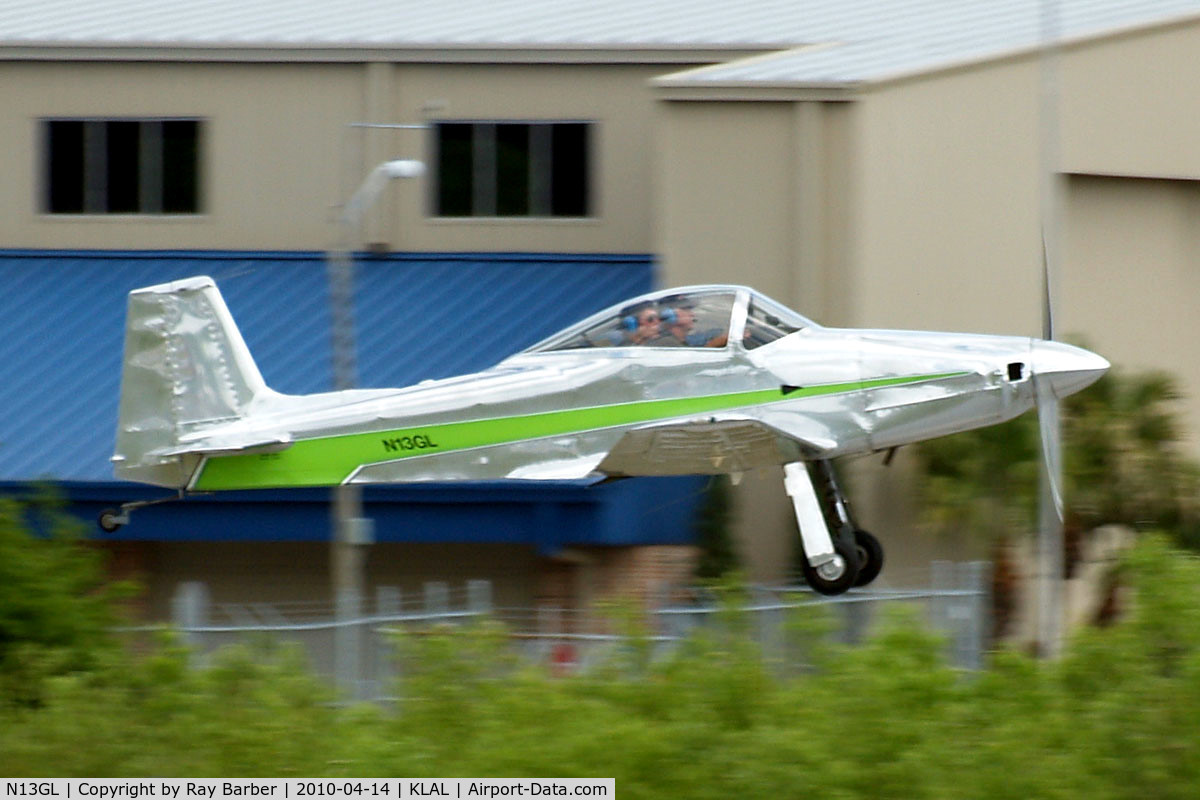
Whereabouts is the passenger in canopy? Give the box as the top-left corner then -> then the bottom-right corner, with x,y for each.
649,295 -> 697,346
651,294 -> 726,347
617,301 -> 662,346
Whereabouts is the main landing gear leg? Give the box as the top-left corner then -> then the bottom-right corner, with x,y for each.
785,462 -> 859,595
785,461 -> 886,594
98,491 -> 187,533
809,459 -> 885,588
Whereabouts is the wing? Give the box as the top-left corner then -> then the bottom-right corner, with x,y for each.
595,414 -> 836,477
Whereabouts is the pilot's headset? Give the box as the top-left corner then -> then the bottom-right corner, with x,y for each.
621,303 -> 655,331
658,295 -> 696,326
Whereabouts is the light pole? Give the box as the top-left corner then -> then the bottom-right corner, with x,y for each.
327,158 -> 424,698
330,159 -> 424,389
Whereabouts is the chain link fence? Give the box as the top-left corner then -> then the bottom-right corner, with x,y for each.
166,561 -> 990,700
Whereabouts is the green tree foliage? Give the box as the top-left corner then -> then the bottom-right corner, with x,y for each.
6,535 -> 1200,798
916,367 -> 1200,549
1067,370 -> 1200,545
0,637 -> 344,776
0,495 -> 130,707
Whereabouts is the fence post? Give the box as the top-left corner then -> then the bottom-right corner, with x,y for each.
334,585 -> 363,700
536,605 -> 561,664
931,559 -> 951,628
841,592 -> 871,645
377,585 -> 402,619
929,560 -> 954,665
374,586 -> 402,700
963,561 -> 992,670
424,581 -> 449,617
467,579 -> 493,617
655,593 -> 678,642
171,581 -> 209,660
753,586 -> 782,664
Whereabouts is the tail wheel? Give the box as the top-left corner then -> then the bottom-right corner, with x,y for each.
852,529 -> 884,587
801,536 -> 861,596
98,508 -> 124,533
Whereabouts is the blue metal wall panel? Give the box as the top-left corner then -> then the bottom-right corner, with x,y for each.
0,249 -> 708,552
23,477 -> 708,554
0,250 -> 653,482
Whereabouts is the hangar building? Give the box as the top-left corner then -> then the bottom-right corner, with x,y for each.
3,0 -> 1199,613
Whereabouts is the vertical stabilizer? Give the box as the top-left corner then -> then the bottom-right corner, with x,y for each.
113,276 -> 272,487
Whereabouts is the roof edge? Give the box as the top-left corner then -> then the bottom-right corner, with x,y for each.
652,9 -> 1200,96
0,42 -> 776,66
653,42 -> 859,100
655,83 -> 857,102
869,8 -> 1200,91
0,248 -> 655,263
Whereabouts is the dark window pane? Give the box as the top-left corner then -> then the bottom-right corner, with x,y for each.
437,123 -> 473,216
162,120 -> 199,213
529,124 -> 552,215
551,123 -> 589,216
106,121 -> 140,212
495,124 -> 529,216
46,121 -> 84,213
435,121 -> 591,218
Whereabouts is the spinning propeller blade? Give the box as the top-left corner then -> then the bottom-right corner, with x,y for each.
1042,230 -> 1055,342
1035,367 -> 1064,523
1036,232 -> 1064,525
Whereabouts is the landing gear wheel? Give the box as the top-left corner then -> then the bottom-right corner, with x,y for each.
802,537 -> 861,596
98,508 -> 124,533
852,529 -> 884,587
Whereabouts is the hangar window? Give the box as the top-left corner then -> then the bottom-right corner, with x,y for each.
42,119 -> 202,214
434,121 -> 591,218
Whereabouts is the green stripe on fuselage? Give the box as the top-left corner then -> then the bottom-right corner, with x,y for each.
192,371 -> 967,490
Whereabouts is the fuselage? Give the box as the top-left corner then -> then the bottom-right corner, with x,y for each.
110,277 -> 1109,594
181,288 -> 1107,491
113,280 -> 1107,490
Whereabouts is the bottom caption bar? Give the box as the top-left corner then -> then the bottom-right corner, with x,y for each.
1,781 -> 614,800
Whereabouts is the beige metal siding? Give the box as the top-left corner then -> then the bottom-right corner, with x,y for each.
1062,18 -> 1200,180
1064,174 -> 1200,447
657,101 -> 795,295
393,63 -> 673,254
854,60 -> 1045,337
1,60 -> 673,254
1,61 -> 362,250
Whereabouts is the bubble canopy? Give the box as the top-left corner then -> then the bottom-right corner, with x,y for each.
523,285 -> 816,353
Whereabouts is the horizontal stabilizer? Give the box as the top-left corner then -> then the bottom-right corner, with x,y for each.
506,453 -> 607,480
153,431 -> 293,459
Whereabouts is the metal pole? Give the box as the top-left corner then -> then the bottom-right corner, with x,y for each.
331,484 -> 366,697
326,157 -> 424,698
329,222 -> 367,698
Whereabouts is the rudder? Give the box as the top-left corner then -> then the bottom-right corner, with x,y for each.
112,276 -> 273,487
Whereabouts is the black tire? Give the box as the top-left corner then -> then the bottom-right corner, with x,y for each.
98,508 -> 123,533
801,536 -> 860,596
852,529 -> 884,587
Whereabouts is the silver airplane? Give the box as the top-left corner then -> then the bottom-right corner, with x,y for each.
108,276 -> 1108,594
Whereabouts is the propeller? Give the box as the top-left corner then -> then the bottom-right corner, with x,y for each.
1035,233 -> 1065,526
1033,233 -> 1065,658
1034,0 -> 1064,657
1035,373 -> 1064,522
